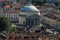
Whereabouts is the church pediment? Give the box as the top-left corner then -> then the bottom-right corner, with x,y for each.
27,14 -> 40,18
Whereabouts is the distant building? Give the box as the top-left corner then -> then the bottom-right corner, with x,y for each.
40,3 -> 60,29
12,2 -> 21,10
0,1 -> 5,7
40,3 -> 56,15
46,0 -> 60,2
0,8 -> 5,17
41,12 -> 60,29
5,9 -> 19,23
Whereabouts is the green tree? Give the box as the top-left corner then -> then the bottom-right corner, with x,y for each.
54,2 -> 59,6
11,27 -> 17,32
32,0 -> 46,5
0,17 -> 11,31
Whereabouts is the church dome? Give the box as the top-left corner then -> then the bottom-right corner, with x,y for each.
21,4 -> 39,12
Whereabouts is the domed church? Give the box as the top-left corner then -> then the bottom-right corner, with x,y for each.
19,3 -> 41,28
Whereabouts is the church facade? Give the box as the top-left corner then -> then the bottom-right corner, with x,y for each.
19,4 -> 41,29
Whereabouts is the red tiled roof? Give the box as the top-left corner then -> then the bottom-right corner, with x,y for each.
4,5 -> 11,8
38,38 -> 43,40
6,0 -> 10,1
0,0 -> 3,2
7,10 -> 20,13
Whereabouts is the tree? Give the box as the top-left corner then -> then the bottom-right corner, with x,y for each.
0,17 -> 11,31
10,26 -> 17,32
54,2 -> 59,6
32,0 -> 46,5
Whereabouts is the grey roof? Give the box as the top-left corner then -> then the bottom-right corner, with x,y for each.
21,4 -> 39,12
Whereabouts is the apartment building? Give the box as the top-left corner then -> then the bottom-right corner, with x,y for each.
5,9 -> 19,23
40,3 -> 57,15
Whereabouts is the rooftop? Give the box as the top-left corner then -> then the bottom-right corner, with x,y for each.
21,4 -> 39,12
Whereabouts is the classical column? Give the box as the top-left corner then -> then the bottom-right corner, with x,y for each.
30,19 -> 32,27
30,19 -> 31,27
34,19 -> 37,26
36,19 -> 38,25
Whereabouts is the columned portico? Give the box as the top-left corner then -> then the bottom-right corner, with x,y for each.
26,14 -> 40,28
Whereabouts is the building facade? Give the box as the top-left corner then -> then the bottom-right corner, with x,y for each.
5,10 -> 19,23
19,3 -> 41,28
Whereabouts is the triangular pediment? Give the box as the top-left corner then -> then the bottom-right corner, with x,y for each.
27,14 -> 40,18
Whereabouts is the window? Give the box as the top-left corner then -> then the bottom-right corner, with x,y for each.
23,21 -> 26,24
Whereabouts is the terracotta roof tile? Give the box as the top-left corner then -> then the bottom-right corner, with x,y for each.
4,5 -> 11,8
0,0 -> 3,2
6,10 -> 20,13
